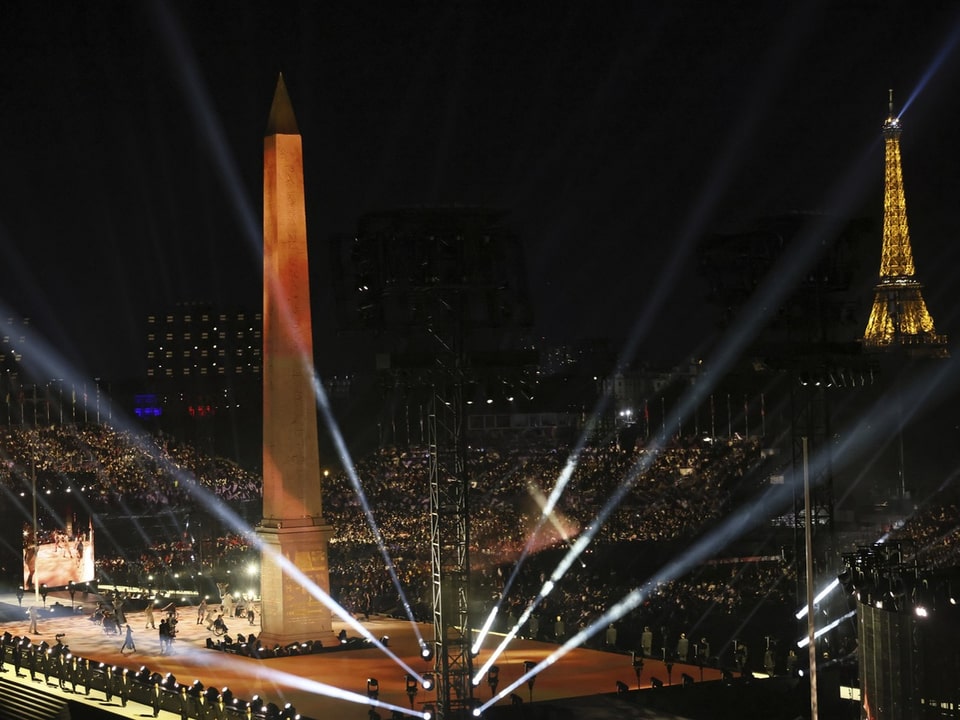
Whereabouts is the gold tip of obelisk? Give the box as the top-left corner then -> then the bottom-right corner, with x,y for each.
266,73 -> 299,137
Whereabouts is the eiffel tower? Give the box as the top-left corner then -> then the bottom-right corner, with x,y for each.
863,91 -> 948,356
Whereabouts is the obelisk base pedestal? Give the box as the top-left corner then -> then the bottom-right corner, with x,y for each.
256,522 -> 336,649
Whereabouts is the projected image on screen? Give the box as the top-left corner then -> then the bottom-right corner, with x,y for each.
22,521 -> 95,589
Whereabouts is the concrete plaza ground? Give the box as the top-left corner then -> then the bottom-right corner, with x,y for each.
0,590 -> 723,719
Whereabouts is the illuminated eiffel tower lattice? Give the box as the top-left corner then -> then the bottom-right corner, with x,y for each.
863,92 -> 947,356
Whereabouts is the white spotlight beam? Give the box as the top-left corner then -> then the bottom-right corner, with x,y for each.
796,610 -> 856,648
477,476 -> 801,712
171,647 -> 428,718
478,153 -> 862,651
152,0 -> 424,646
477,430 -> 683,681
795,578 -> 840,619
309,372 -> 425,642
0,304 -> 429,684
479,168 -> 885,677
176,479 -> 429,682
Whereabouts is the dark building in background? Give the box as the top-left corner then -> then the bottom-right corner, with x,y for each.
141,302 -> 263,469
145,302 -> 262,382
331,207 -> 540,450
699,212 -> 876,608
333,207 -> 531,336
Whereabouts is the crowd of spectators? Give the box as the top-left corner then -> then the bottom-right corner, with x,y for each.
16,422 -> 960,667
889,483 -> 960,569
0,425 -> 260,509
323,435 -> 780,643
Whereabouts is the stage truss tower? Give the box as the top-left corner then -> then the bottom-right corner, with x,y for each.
336,208 -> 533,719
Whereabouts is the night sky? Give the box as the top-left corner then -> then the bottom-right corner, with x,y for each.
2,1 -> 960,382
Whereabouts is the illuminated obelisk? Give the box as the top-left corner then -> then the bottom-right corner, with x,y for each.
257,74 -> 334,647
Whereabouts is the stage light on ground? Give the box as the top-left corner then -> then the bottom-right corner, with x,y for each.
486,665 -> 499,697
650,677 -> 663,688
616,680 -> 629,694
405,673 -> 419,707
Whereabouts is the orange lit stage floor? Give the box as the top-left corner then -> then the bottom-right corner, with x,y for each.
0,593 -> 722,719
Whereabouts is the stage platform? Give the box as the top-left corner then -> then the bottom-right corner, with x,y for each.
0,591 -> 724,719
